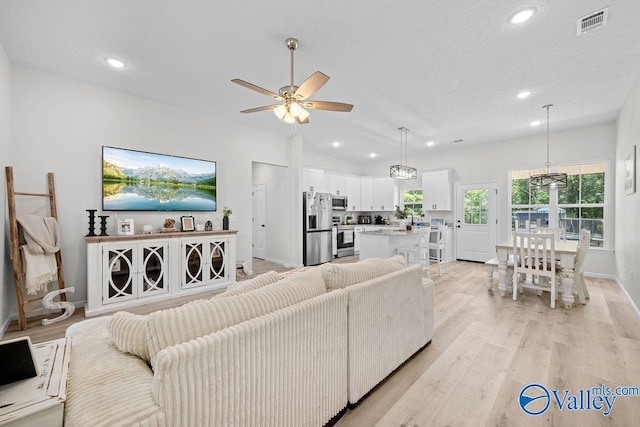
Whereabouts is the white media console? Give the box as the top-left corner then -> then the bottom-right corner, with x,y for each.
84,230 -> 237,316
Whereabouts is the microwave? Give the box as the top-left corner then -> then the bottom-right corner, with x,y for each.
331,195 -> 348,210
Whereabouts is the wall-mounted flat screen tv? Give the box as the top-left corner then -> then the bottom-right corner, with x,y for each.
102,146 -> 216,211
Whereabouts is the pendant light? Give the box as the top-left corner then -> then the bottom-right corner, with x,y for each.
529,104 -> 567,189
390,127 -> 417,180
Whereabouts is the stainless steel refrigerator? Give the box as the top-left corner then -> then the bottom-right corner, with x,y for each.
303,191 -> 333,266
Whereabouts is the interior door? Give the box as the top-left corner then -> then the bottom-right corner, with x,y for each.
455,182 -> 497,262
252,184 -> 267,259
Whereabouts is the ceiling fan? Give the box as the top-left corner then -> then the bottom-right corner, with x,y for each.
232,37 -> 353,124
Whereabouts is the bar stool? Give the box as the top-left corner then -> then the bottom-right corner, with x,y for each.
396,226 -> 431,279
428,225 -> 448,276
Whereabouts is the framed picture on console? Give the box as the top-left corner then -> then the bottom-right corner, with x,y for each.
117,218 -> 135,235
181,216 -> 195,232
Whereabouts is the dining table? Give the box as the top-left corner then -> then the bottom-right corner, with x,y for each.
495,237 -> 579,308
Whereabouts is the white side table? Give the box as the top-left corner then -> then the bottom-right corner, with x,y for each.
0,338 -> 71,427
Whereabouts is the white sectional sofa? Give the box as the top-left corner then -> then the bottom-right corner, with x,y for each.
64,256 -> 434,426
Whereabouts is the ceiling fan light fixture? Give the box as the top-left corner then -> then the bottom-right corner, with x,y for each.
232,37 -> 353,124
289,101 -> 303,116
283,112 -> 296,124
273,104 -> 287,119
297,107 -> 310,121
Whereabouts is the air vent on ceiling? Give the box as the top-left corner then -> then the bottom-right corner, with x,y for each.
577,8 -> 608,35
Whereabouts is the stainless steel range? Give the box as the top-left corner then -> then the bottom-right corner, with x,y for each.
336,225 -> 355,258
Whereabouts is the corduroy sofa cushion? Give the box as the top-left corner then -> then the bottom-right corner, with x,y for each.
146,268 -> 326,367
218,270 -> 280,297
108,270 -> 284,362
319,255 -> 407,291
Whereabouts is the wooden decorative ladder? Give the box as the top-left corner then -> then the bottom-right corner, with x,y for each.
5,166 -> 67,330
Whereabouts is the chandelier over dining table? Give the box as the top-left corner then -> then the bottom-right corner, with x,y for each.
530,104 -> 567,190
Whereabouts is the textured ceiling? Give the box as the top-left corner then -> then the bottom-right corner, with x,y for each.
1,0 -> 640,164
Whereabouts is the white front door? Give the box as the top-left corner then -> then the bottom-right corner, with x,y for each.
455,182 -> 497,262
252,184 -> 267,259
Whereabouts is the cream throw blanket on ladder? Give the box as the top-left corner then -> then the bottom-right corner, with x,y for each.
17,215 -> 60,295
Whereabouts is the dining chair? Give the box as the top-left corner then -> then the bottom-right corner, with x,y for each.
428,225 -> 448,276
512,231 -> 558,308
536,226 -> 566,241
573,229 -> 591,304
396,226 -> 431,279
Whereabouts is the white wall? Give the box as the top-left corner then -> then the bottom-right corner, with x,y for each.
8,65 -> 293,314
252,162 -> 288,265
363,122 -> 618,276
615,70 -> 640,310
304,149 -> 365,176
0,42 -> 11,333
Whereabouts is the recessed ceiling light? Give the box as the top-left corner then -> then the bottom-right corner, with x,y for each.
106,57 -> 126,69
531,120 -> 541,127
510,9 -> 535,24
332,141 -> 340,147
517,91 -> 532,99
426,141 -> 435,147
369,153 -> 377,159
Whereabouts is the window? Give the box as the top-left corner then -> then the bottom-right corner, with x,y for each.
463,189 -> 489,225
510,162 -> 607,247
403,189 -> 423,216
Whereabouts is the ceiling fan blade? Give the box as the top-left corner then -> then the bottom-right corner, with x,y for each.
240,105 -> 280,113
303,101 -> 354,112
294,71 -> 330,100
231,79 -> 282,100
296,116 -> 310,125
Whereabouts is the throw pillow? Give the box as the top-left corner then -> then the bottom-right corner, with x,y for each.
107,270 -> 282,362
146,268 -> 326,368
218,270 -> 280,297
107,311 -> 151,361
320,255 -> 407,291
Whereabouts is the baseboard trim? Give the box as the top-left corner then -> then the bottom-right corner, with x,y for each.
615,277 -> 640,320
5,300 -> 85,322
284,263 -> 304,268
0,316 -> 10,337
584,272 -> 617,280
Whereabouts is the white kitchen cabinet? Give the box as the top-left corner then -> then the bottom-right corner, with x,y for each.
325,174 -> 346,196
422,170 -> 453,211
85,231 -> 237,316
360,177 -> 373,211
302,168 -> 325,193
345,176 -> 361,211
372,177 -> 396,211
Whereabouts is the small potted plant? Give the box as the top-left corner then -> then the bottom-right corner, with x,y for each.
394,205 -> 408,219
223,206 -> 232,230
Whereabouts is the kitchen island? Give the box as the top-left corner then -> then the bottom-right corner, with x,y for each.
359,228 -> 421,260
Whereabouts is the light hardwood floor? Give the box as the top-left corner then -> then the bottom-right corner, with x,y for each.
3,258 -> 640,426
